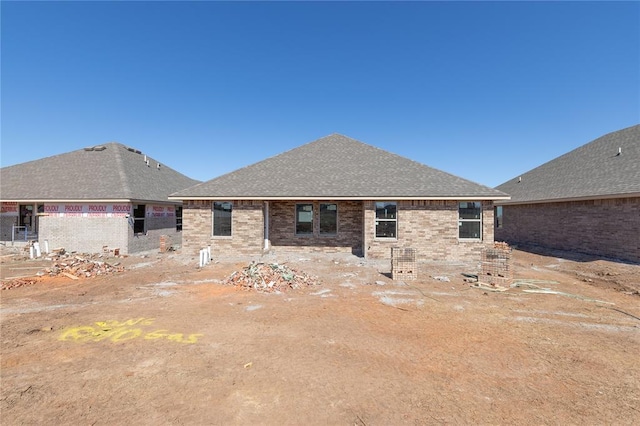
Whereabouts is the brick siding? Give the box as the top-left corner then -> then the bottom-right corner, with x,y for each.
0,216 -> 19,241
39,216 -> 129,254
127,216 -> 183,254
269,201 -> 363,255
37,215 -> 181,254
182,199 -> 495,263
182,200 -> 264,256
495,197 -> 640,263
364,200 -> 494,261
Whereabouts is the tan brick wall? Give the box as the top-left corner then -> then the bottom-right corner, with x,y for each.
269,201 -> 363,255
182,199 -> 496,262
364,200 -> 494,262
495,197 -> 640,263
182,200 -> 264,256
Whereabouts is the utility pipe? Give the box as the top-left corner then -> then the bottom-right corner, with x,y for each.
264,201 -> 269,251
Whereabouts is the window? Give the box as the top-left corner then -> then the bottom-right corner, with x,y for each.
375,201 -> 397,238
133,204 -> 146,234
176,206 -> 183,232
494,206 -> 503,229
296,204 -> 313,235
213,202 -> 232,236
459,202 -> 482,239
320,204 -> 337,235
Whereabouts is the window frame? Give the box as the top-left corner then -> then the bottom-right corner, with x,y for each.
212,201 -> 233,237
295,203 -> 314,236
458,201 -> 482,240
494,205 -> 503,229
319,203 -> 338,236
374,201 -> 397,239
133,204 -> 146,235
175,206 -> 183,232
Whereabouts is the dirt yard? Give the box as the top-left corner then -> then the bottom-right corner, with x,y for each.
1,245 -> 639,425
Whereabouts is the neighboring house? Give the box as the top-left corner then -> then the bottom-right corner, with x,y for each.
0,143 -> 200,254
170,134 -> 509,262
495,124 -> 640,263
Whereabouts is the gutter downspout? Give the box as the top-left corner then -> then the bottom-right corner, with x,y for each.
263,201 -> 269,251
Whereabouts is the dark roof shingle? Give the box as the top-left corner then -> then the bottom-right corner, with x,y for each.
172,134 -> 508,199
0,143 -> 200,202
496,125 -> 640,204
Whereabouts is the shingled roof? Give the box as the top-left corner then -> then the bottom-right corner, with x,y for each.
0,143 -> 200,202
171,134 -> 508,200
496,124 -> 640,205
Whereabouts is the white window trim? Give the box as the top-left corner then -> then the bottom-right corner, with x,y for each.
458,201 -> 482,241
374,201 -> 398,240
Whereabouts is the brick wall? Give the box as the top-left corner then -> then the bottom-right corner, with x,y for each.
182,199 -> 496,262
0,216 -> 19,241
127,215 -> 182,254
37,215 -> 181,254
39,216 -> 129,254
182,200 -> 264,256
364,200 -> 494,262
269,201 -> 363,255
495,197 -> 640,263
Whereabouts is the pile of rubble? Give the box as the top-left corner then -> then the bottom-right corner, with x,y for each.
493,241 -> 511,250
43,253 -> 125,279
1,252 -> 126,290
1,278 -> 39,291
225,262 -> 320,293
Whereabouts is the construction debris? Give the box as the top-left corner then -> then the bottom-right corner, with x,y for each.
1,251 -> 125,290
480,242 -> 513,286
43,253 -> 125,278
392,247 -> 417,281
224,262 -> 320,293
1,278 -> 39,290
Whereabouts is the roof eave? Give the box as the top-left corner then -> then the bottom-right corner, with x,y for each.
0,198 -> 183,204
495,192 -> 640,205
169,195 -> 512,201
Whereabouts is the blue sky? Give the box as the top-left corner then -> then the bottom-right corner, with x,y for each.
1,1 -> 638,188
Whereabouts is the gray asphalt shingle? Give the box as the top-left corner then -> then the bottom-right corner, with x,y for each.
172,134 -> 508,199
496,125 -> 640,204
0,143 -> 199,202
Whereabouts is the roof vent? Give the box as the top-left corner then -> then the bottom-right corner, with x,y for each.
84,145 -> 107,151
617,147 -> 622,156
518,176 -> 522,183
157,163 -> 161,169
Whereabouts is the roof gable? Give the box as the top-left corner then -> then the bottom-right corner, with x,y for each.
172,134 -> 507,199
496,125 -> 640,204
0,143 -> 200,202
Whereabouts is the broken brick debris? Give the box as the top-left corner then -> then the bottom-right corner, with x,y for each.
1,278 -> 38,290
224,262 -> 320,293
44,253 -> 125,278
1,252 -> 125,290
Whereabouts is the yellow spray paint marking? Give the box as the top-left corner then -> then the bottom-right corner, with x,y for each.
59,318 -> 203,344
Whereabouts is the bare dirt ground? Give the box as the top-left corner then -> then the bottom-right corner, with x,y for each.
1,244 -> 639,425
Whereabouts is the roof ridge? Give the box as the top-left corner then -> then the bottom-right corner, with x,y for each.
113,144 -> 132,198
